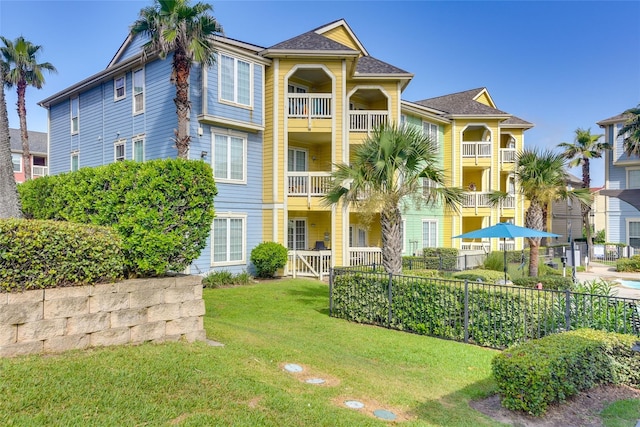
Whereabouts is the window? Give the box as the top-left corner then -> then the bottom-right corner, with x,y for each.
422,219 -> 437,248
423,121 -> 438,147
628,220 -> 640,249
71,97 -> 79,133
133,69 -> 144,114
114,75 -> 126,100
348,225 -> 367,247
71,152 -> 79,172
288,219 -> 307,250
422,178 -> 439,198
287,148 -> 307,172
220,54 -> 251,106
11,153 -> 21,172
133,136 -> 144,162
212,214 -> 246,265
628,169 -> 640,189
114,140 -> 126,162
213,132 -> 245,182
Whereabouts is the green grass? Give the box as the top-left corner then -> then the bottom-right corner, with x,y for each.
0,278 -> 503,426
601,399 -> 640,427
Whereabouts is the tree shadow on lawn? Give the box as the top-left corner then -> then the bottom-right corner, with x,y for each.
283,281 -> 331,314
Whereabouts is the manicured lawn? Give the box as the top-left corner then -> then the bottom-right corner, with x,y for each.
0,278 -> 501,426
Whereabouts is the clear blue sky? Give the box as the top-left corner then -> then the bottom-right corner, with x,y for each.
1,0 -> 639,185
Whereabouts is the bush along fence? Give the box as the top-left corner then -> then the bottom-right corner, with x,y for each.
329,268 -> 640,349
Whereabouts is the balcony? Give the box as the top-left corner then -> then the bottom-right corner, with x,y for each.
462,142 -> 491,158
287,172 -> 332,197
501,194 -> 516,209
32,166 -> 48,178
287,94 -> 332,119
462,192 -> 492,208
349,111 -> 388,132
349,247 -> 382,266
500,148 -> 516,163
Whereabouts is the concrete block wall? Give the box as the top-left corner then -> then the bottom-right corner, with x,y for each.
0,275 -> 206,357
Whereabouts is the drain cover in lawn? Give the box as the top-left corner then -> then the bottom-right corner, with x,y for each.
373,409 -> 397,421
305,378 -> 326,384
283,363 -> 303,373
344,400 -> 365,409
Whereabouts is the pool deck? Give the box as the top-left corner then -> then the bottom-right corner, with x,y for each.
575,262 -> 640,299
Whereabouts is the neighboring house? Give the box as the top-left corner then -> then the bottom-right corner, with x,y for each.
597,113 -> 640,249
591,187 -> 607,237
550,172 -> 583,243
410,88 -> 533,253
9,128 -> 48,183
38,34 -> 269,275
39,17 -> 532,277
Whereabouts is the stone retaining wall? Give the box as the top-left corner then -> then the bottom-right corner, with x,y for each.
0,275 -> 205,357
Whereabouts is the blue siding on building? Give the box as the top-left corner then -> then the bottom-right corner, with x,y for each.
114,34 -> 147,65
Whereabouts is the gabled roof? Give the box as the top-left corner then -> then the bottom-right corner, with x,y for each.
263,30 -> 358,55
9,128 -> 47,154
597,112 -> 630,126
312,18 -> 368,56
501,115 -> 534,128
355,55 -> 410,75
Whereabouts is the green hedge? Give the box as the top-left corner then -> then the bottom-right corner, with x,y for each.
0,219 -> 123,291
617,255 -> 640,272
453,269 -> 508,283
250,242 -> 288,278
418,247 -> 459,270
492,329 -> 639,416
512,276 -> 573,290
19,159 -> 216,277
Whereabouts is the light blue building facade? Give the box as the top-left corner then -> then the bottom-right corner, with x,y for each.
598,112 -> 640,249
39,34 -> 270,275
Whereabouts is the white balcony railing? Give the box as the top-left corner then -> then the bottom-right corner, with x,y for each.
499,241 -> 516,251
462,192 -> 492,208
462,142 -> 491,158
287,94 -> 332,119
286,250 -> 331,281
460,242 -> 490,252
500,148 -> 516,163
287,172 -> 332,197
349,111 -> 389,132
31,166 -> 48,178
349,247 -> 382,266
501,194 -> 516,209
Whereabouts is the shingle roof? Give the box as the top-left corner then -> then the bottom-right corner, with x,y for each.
414,87 -> 509,116
502,115 -> 533,127
9,128 -> 47,154
267,30 -> 356,52
597,112 -> 630,126
355,55 -> 410,75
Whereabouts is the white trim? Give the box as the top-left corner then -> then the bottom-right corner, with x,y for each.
313,19 -> 369,56
422,218 -> 438,248
70,150 -> 80,172
287,217 -> 308,250
626,167 -> 640,189
626,217 -> 640,248
132,135 -> 145,162
114,138 -> 126,162
11,153 -> 22,173
272,59 -> 279,242
218,53 -> 253,109
197,114 -> 264,132
70,96 -> 79,134
132,68 -> 145,115
212,128 -> 248,184
114,75 -> 126,101
211,213 -> 247,266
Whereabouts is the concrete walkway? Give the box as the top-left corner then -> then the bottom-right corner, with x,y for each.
575,262 -> 640,299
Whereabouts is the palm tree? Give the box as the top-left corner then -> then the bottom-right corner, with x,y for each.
323,123 -> 463,274
558,128 -> 609,259
619,104 -> 640,157
515,149 -> 590,277
0,36 -> 56,181
131,0 -> 222,158
0,70 -> 22,218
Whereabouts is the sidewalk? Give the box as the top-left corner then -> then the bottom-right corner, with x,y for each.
575,262 -> 640,299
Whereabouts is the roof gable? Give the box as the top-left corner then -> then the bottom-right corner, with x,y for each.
265,30 -> 356,53
415,88 -> 509,116
314,19 -> 368,55
473,89 -> 496,108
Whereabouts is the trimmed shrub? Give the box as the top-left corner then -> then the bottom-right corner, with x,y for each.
453,269 -> 508,283
18,159 -> 216,277
492,329 -> 639,416
404,269 -> 440,278
617,255 -> 640,272
421,247 -> 459,270
0,218 -> 123,291
202,270 -> 253,288
250,242 -> 288,278
512,276 -> 573,291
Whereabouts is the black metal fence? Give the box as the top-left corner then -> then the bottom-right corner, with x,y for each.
329,268 -> 640,349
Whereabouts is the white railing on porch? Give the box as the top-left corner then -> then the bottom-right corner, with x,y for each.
460,242 -> 490,252
287,94 -> 332,119
462,192 -> 491,208
287,172 -> 332,197
349,247 -> 382,266
500,148 -> 516,163
462,142 -> 491,158
349,111 -> 389,132
31,165 -> 48,178
286,250 -> 332,281
501,195 -> 516,209
499,240 -> 516,251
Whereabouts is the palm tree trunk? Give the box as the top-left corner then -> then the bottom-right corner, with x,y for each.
17,80 -> 31,181
525,203 -> 544,277
380,205 -> 402,274
0,74 -> 22,218
582,158 -> 593,260
173,51 -> 191,159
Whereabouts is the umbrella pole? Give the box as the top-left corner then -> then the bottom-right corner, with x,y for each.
503,238 -> 507,284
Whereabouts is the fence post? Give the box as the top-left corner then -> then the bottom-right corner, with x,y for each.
388,273 -> 393,327
329,268 -> 334,317
464,280 -> 469,343
564,289 -> 571,331
439,255 -> 443,271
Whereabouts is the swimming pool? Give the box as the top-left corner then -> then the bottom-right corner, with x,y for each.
616,279 -> 640,290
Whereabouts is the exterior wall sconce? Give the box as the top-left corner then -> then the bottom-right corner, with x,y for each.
200,151 -> 208,159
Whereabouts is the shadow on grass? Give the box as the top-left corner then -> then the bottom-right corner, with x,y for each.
411,377 -> 501,426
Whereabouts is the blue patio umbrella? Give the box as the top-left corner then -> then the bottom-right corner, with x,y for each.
453,222 -> 561,283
